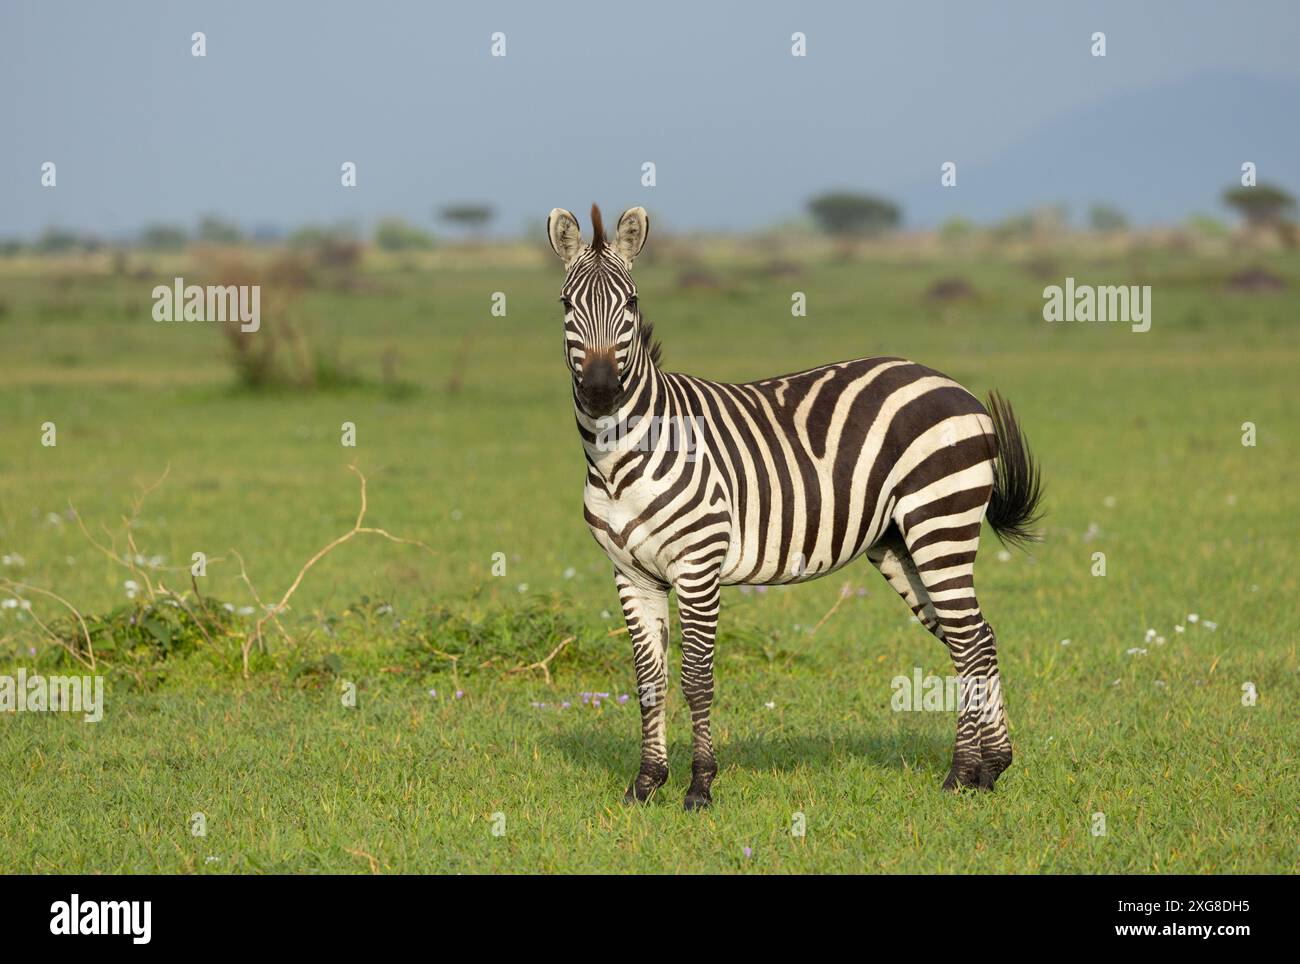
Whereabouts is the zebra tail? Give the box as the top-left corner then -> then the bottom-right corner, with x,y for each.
984,391 -> 1044,549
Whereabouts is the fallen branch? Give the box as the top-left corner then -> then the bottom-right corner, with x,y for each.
505,635 -> 574,686
240,464 -> 437,677
70,464 -> 171,604
0,578 -> 96,671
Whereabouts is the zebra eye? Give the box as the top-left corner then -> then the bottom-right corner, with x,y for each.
625,295 -> 638,310
560,296 -> 573,312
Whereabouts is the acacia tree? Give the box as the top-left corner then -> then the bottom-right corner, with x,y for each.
807,191 -> 901,237
1222,183 -> 1296,226
1088,204 -> 1128,232
438,203 -> 495,237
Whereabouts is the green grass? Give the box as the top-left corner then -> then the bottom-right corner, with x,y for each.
1,246 -> 1297,873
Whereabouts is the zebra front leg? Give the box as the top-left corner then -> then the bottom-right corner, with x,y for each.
677,574 -> 721,810
615,571 -> 671,804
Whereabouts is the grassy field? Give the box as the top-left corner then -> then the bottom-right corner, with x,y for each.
0,242 -> 1296,873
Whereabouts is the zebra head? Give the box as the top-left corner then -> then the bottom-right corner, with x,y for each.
547,203 -> 650,416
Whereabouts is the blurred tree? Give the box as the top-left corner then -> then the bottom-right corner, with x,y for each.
287,223 -> 358,248
939,216 -> 975,241
1186,213 -> 1228,237
438,203 -> 495,234
34,227 -> 82,254
1088,204 -> 1128,232
807,191 -> 900,236
1222,183 -> 1296,226
374,217 -> 436,251
197,215 -> 244,244
139,224 -> 189,250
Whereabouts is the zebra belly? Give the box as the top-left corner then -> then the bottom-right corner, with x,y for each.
719,503 -> 892,586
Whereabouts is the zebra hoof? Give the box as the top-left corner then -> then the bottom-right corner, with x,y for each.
977,748 -> 1013,790
941,754 -> 983,792
623,764 -> 668,804
941,772 -> 981,792
683,791 -> 712,811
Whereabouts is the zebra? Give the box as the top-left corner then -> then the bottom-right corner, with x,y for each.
547,203 -> 1043,810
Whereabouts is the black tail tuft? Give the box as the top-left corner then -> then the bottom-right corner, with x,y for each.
985,391 -> 1044,550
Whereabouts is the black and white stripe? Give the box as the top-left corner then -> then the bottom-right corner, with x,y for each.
548,205 -> 1043,807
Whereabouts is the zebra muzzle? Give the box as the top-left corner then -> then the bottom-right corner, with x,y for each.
579,354 -> 622,414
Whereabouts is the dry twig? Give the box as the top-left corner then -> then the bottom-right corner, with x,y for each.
505,635 -> 574,685
809,582 -> 855,636
239,464 -> 436,676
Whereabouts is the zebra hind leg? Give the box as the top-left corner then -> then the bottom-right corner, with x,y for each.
868,526 -> 1013,791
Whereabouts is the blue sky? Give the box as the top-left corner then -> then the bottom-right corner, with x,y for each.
3,0 -> 1298,237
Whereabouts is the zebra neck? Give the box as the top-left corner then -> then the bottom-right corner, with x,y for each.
576,351 -> 673,476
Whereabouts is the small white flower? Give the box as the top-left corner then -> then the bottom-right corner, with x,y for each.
1060,638 -> 1071,646
46,512 -> 63,526
764,701 -> 776,709
1155,636 -> 1166,645
1126,647 -> 1147,656
1103,495 -> 1116,508
450,509 -> 463,521
1,598 -> 18,609
996,550 -> 1012,562
1175,625 -> 1185,633
1154,680 -> 1166,688
222,603 -> 235,612
600,610 -> 612,619
1144,628 -> 1156,642
516,583 -> 529,593
1187,613 -> 1199,624
236,606 -> 255,616
1204,620 -> 1217,631
563,567 -> 576,579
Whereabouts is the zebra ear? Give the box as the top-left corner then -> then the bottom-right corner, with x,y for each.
614,207 -> 649,265
547,208 -> 582,266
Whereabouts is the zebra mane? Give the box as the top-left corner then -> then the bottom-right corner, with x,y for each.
589,203 -> 606,253
639,317 -> 663,367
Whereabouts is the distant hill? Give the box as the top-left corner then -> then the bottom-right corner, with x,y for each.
897,70 -> 1300,228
